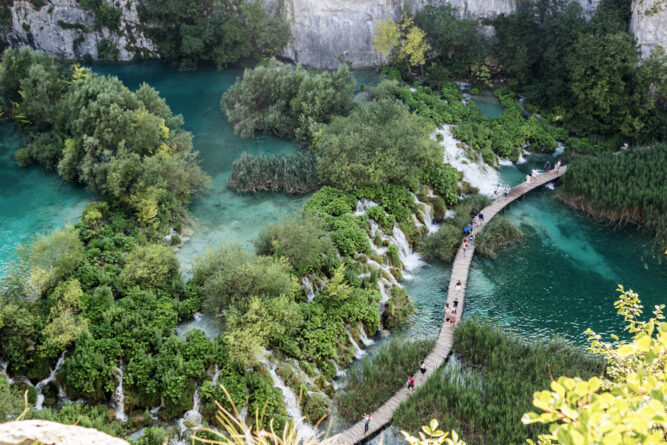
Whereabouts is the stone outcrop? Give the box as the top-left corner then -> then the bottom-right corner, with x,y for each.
2,0 -> 155,60
0,420 -> 129,445
630,0 -> 667,58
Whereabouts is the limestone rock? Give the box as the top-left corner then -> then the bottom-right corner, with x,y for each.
0,419 -> 129,445
630,0 -> 667,58
2,0 -> 156,61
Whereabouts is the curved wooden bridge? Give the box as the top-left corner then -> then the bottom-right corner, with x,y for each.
325,167 -> 567,444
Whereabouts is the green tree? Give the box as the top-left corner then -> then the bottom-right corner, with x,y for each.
119,244 -> 180,290
523,286 -> 667,444
373,18 -> 401,62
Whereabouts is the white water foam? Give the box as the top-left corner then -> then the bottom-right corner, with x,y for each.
112,361 -> 127,422
414,196 -> 439,234
301,277 -> 316,302
347,332 -> 365,359
177,387 -> 202,434
34,351 -> 66,411
392,226 -> 424,272
434,125 -> 500,198
359,325 -> 375,346
354,199 -> 378,216
262,359 -> 314,440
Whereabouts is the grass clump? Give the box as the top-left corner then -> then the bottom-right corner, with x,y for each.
393,318 -> 604,445
475,216 -> 523,258
335,337 -> 434,422
228,151 -> 319,195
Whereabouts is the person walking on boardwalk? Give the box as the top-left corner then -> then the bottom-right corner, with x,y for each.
406,375 -> 415,391
462,239 -> 468,255
450,309 -> 457,327
555,159 -> 562,174
504,184 -> 510,199
494,185 -> 500,200
420,361 -> 427,380
545,160 -> 551,172
363,413 -> 371,434
444,303 -> 451,322
455,279 -> 462,294
526,173 -> 532,184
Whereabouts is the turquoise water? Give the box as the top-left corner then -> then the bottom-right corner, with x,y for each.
87,62 -> 309,273
470,90 -> 504,118
0,123 -> 90,277
403,156 -> 666,344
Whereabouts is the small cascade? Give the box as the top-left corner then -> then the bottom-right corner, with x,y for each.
365,259 -> 399,286
434,125 -> 500,197
262,359 -> 314,440
368,221 -> 388,256
150,396 -> 165,420
413,196 -> 438,234
354,199 -> 378,216
392,226 -> 424,272
544,182 -> 555,190
445,209 -> 456,220
239,402 -> 249,423
112,361 -> 127,422
211,364 -> 221,384
359,325 -> 375,346
301,277 -> 316,302
553,142 -> 565,157
177,387 -> 202,434
34,351 -> 66,411
0,361 -> 14,385
346,331 -> 365,359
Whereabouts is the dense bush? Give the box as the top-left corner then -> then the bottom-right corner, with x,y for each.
475,216 -> 524,258
139,0 -> 289,70
0,48 -> 210,229
393,318 -> 604,444
221,62 -> 355,143
335,337 -> 434,421
560,143 -> 667,251
314,99 -> 442,191
228,151 -> 319,194
419,223 -> 461,262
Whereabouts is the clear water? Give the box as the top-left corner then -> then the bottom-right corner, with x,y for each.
469,90 -> 504,118
402,155 -> 666,344
0,123 -> 90,277
87,62 -> 309,274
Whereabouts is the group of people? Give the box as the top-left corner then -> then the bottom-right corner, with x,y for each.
493,183 -> 511,201
444,294 -> 460,327
462,223 -> 475,255
525,159 -> 563,184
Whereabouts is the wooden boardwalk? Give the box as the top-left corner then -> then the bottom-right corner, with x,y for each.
324,167 -> 567,445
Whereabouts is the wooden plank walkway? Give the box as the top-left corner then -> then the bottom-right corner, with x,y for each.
324,167 -> 567,445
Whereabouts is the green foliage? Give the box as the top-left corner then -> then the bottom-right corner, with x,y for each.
222,61 -> 355,143
119,244 -> 180,290
96,39 -> 120,61
228,151 -> 319,194
314,99 -> 442,191
355,183 -> 416,224
255,216 -> 339,277
0,48 -> 210,229
193,244 -> 297,318
415,2 -> 488,78
27,402 -> 126,438
78,0 -> 122,29
139,0 -> 289,70
420,163 -> 459,206
383,286 -> 414,329
336,337 -> 434,421
368,206 -> 396,231
560,143 -> 667,251
393,318 -> 604,445
523,287 -> 666,445
419,223 -> 461,262
475,216 -> 523,258
330,215 -> 370,257
132,427 -> 168,445
303,186 -> 357,218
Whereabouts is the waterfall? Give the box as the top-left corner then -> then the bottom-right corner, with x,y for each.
354,199 -> 378,216
34,351 -> 66,411
112,361 -> 127,422
553,142 -> 565,157
414,196 -> 439,234
368,221 -> 388,256
347,331 -> 365,359
392,226 -> 424,272
211,364 -> 221,384
262,359 -> 314,440
178,387 -> 202,434
150,396 -> 165,420
0,361 -> 14,385
359,325 -> 375,346
434,125 -> 500,197
301,277 -> 316,302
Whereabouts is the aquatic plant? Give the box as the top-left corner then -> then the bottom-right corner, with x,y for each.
228,151 -> 319,195
560,142 -> 667,252
475,216 -> 523,258
335,337 -> 435,421
393,319 -> 603,445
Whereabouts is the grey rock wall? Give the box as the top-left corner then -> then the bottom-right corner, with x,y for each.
2,0 -> 155,60
630,0 -> 667,58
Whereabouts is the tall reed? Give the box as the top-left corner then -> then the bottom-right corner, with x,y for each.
228,151 -> 319,194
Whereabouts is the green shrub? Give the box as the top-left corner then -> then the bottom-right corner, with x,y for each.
170,234 -> 182,246
303,186 -> 356,218
368,205 -> 396,230
420,163 -> 459,205
419,223 -> 461,262
228,151 -> 319,194
383,287 -> 414,329
475,216 -> 523,258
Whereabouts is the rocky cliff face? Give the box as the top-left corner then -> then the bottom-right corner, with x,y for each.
0,419 -> 129,445
0,0 -> 664,67
630,0 -> 667,58
2,0 -> 155,60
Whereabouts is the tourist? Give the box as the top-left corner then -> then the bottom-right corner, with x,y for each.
462,239 -> 468,255
406,375 -> 415,391
494,185 -> 500,200
464,224 -> 470,236
453,299 -> 459,308
504,184 -> 510,199
526,174 -> 531,184
450,310 -> 457,327
420,361 -> 427,380
531,168 -> 538,178
364,413 -> 371,434
455,279 -> 461,294
477,212 -> 484,226
444,303 -> 451,322
545,160 -> 551,172
555,159 -> 562,174
469,233 -> 475,246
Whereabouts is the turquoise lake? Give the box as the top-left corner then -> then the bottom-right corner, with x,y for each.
0,61 -> 664,345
